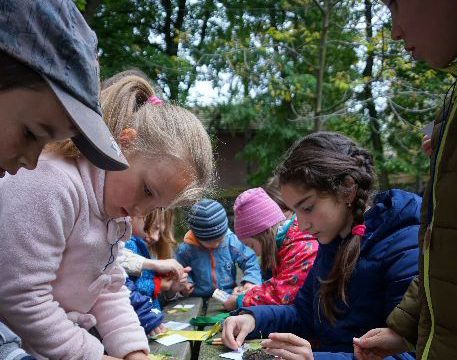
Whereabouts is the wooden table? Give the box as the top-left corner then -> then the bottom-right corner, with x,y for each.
198,298 -> 230,359
149,296 -> 204,360
204,297 -> 226,326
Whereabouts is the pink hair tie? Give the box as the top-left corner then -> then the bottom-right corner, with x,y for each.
352,224 -> 366,237
147,95 -> 164,105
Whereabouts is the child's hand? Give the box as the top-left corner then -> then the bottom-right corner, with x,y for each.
123,351 -> 149,360
353,328 -> 407,360
179,267 -> 191,283
233,282 -> 255,295
422,135 -> 432,157
181,282 -> 194,296
260,333 -> 314,360
102,356 -> 122,360
153,259 -> 186,279
149,323 -> 167,337
232,286 -> 244,295
242,282 -> 256,292
168,267 -> 192,293
160,277 -> 173,291
170,278 -> 184,293
222,314 -> 256,350
354,343 -> 383,360
223,294 -> 238,311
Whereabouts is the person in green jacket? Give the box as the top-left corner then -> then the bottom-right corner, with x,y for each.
353,1 -> 457,359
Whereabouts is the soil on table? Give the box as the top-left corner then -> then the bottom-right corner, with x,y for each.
242,349 -> 276,360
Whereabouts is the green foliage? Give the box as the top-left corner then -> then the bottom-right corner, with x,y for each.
88,0 -> 219,101
73,0 -> 87,11
81,0 -> 448,190
195,0 -> 361,184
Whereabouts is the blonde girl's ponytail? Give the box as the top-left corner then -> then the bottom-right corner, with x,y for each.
46,70 -> 156,158
48,70 -> 215,206
100,70 -> 156,142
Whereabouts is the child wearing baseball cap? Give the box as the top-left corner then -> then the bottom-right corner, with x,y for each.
0,2 -> 128,359
0,0 -> 128,178
175,199 -> 262,297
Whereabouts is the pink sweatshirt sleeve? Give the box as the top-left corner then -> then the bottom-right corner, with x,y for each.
90,264 -> 149,358
0,165 -> 104,359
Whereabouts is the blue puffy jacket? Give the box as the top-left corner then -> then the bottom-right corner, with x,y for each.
125,278 -> 164,335
240,189 -> 421,359
124,236 -> 163,334
124,236 -> 161,307
175,229 -> 262,297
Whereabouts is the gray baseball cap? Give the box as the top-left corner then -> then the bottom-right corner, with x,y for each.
0,0 -> 128,170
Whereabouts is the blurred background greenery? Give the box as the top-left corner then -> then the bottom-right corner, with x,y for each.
75,0 -> 450,238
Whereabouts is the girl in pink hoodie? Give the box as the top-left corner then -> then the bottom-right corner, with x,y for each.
0,71 -> 214,360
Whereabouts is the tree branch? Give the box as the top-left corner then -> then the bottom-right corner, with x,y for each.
311,0 -> 325,14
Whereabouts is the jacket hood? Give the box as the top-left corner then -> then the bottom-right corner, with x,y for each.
277,216 -> 306,247
184,230 -> 201,246
183,230 -> 229,247
363,189 -> 421,248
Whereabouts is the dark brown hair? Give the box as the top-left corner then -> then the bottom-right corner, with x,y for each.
0,51 -> 46,91
277,131 -> 375,324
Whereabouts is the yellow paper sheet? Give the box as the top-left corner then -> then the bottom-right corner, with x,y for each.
150,321 -> 222,342
151,329 -> 211,342
166,330 -> 210,341
148,354 -> 172,360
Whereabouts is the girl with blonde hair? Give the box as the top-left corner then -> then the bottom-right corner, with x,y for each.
121,210 -> 189,337
144,209 -> 176,260
0,71 -> 214,360
120,210 -> 180,278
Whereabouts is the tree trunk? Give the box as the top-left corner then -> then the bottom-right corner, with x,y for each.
363,0 -> 390,189
314,0 -> 330,131
81,0 -> 101,25
161,0 -> 187,100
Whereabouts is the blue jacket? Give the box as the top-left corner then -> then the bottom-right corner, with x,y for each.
124,236 -> 163,334
240,189 -> 420,359
175,229 -> 262,297
124,236 -> 161,307
125,278 -> 164,335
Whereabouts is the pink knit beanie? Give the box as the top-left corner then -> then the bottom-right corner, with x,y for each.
234,187 -> 286,239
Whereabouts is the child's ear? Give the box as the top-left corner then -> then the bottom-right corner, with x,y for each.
118,128 -> 137,149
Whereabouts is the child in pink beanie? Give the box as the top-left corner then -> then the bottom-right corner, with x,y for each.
223,188 -> 319,310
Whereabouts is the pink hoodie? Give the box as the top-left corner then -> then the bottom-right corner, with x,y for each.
0,153 -> 149,359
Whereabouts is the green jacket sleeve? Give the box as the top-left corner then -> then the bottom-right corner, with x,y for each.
386,276 -> 420,347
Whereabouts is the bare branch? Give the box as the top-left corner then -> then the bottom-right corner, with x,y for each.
311,0 -> 325,14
